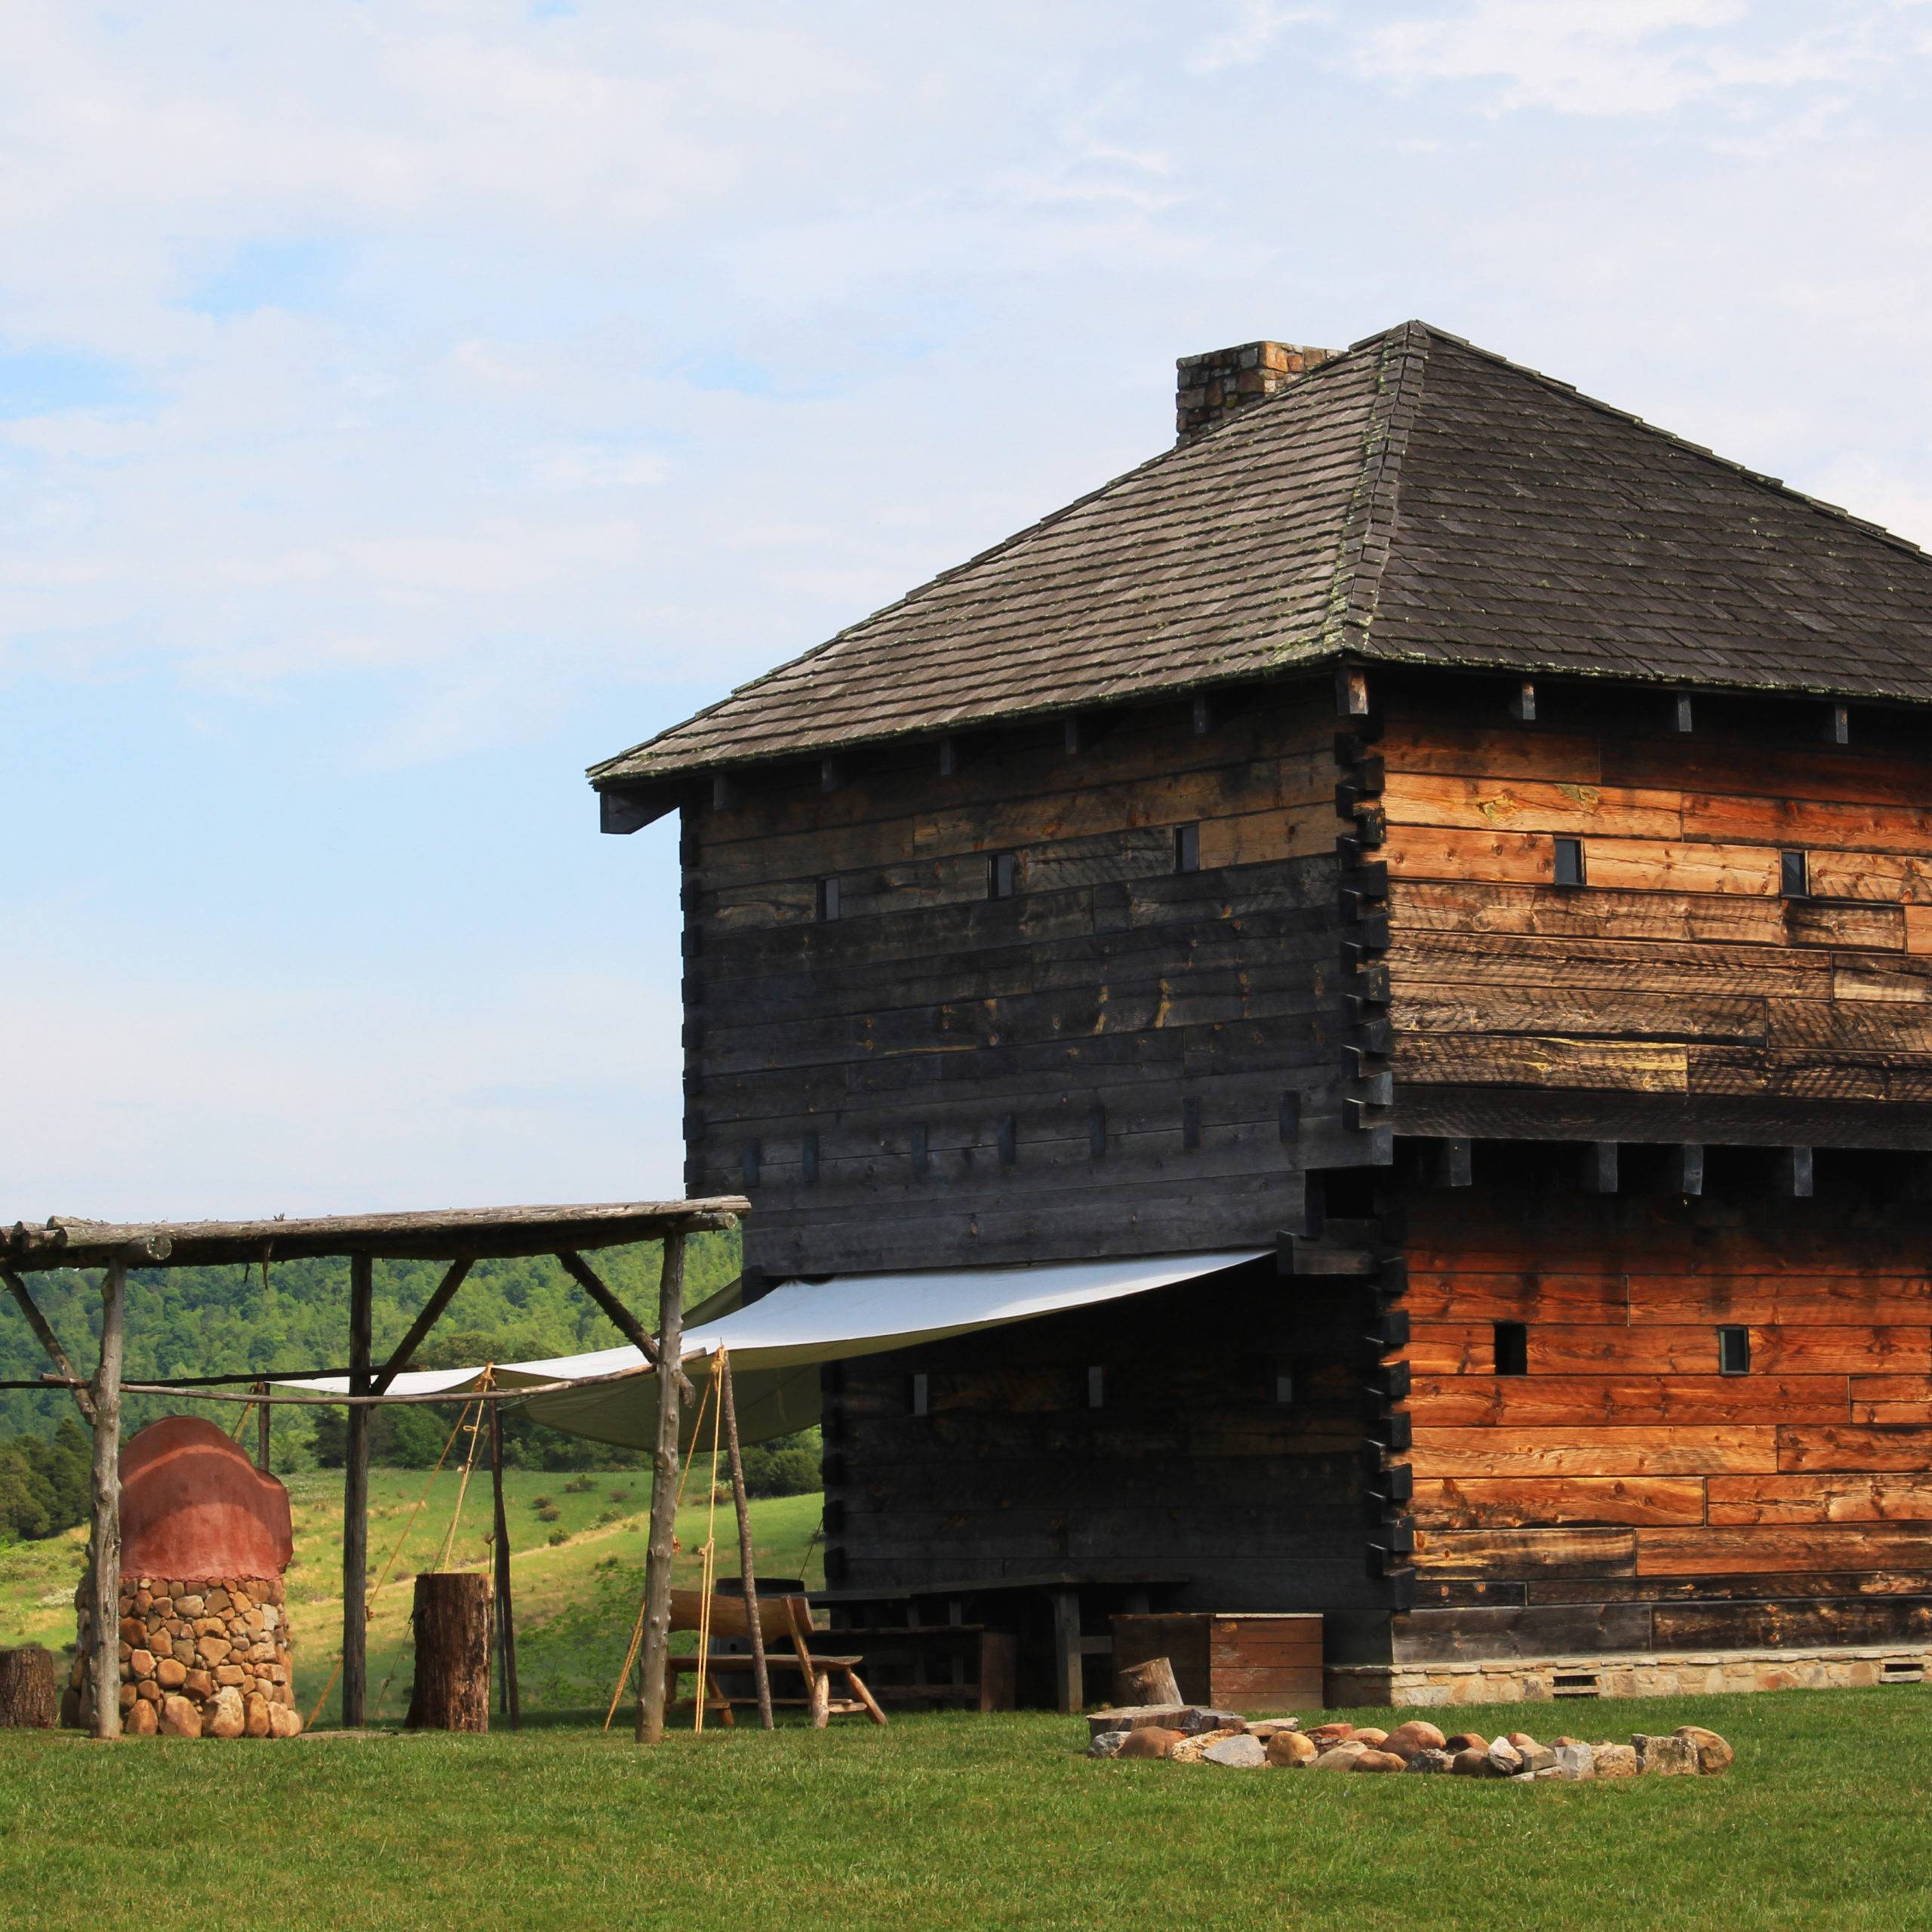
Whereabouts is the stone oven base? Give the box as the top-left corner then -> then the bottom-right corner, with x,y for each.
1325,1645 -> 1930,1710
67,1574 -> 301,1737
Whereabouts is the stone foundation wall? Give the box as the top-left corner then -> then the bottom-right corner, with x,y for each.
66,1575 -> 302,1738
1326,1644 -> 1929,1711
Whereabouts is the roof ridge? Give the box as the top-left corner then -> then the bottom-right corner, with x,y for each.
1318,321 -> 1431,661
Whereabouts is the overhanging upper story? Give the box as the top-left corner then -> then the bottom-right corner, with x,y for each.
593,321 -> 1932,1277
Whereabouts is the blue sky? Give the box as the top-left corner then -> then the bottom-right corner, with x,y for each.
3,0 -> 1930,1216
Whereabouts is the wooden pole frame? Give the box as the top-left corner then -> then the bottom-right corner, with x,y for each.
718,1352 -> 774,1729
490,1399 -> 520,1729
635,1232 -> 686,1743
341,1253 -> 374,1728
86,1262 -> 126,1740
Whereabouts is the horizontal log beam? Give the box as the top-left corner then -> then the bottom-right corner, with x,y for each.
3,1198 -> 749,1272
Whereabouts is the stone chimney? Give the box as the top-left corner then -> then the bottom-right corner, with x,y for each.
1175,340 -> 1331,445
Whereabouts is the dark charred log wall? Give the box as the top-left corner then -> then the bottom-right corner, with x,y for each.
680,685 -> 1361,1278
819,1259 -> 1404,1661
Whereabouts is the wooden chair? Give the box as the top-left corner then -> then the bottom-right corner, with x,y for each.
663,1589 -> 886,1728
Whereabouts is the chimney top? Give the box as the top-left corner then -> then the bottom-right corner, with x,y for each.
1175,340 -> 1331,446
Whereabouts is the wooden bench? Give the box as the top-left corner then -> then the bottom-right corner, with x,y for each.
661,1589 -> 886,1729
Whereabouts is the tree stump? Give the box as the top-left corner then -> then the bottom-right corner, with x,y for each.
405,1574 -> 491,1732
1114,1655 -> 1183,1709
0,1645 -> 57,1728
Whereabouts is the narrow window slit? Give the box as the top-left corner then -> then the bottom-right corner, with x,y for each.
1494,1322 -> 1528,1377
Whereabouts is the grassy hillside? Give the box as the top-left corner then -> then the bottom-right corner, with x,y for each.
0,1462 -> 823,1722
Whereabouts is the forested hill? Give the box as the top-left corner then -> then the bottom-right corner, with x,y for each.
0,1231 -> 742,1460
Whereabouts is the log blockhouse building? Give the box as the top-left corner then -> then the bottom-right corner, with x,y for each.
592,322 -> 1932,1706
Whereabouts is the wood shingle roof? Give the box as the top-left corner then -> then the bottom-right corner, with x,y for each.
592,320 -> 1932,786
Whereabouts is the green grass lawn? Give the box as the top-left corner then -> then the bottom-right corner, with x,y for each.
0,1688 -> 1927,1930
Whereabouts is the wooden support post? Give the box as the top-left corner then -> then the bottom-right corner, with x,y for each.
490,1401 -> 520,1729
1779,1146 -> 1815,1198
257,1380 -> 271,1473
635,1232 -> 686,1744
718,1352 -> 774,1730
1051,1587 -> 1083,1715
1581,1141 -> 1619,1193
341,1253 -> 374,1729
87,1261 -> 127,1740
2,1267 -> 97,1425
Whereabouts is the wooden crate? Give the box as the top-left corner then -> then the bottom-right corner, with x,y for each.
1110,1613 -> 1323,1712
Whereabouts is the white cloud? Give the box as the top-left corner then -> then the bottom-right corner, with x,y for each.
1356,0 -> 1866,116
1186,2 -> 1334,75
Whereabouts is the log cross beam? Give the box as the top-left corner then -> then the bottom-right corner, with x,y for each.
371,1257 -> 474,1397
555,1251 -> 659,1363
2,1266 -> 96,1425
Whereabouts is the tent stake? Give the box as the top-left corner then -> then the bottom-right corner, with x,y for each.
87,1262 -> 126,1740
635,1231 -> 686,1743
719,1352 -> 774,1729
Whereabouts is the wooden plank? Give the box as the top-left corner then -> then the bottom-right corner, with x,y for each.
1786,902 -> 1906,951
1833,960 -> 1932,1003
1381,773 -> 1683,839
1389,879 -> 1789,946
1382,722 -> 1602,784
1388,924 -> 1832,999
1392,1602 -> 1655,1660
1636,1524 -> 1932,1576
1685,1046 -> 1932,1103
1385,824 -> 1552,885
1603,737 -> 1932,811
1412,1528 -> 1638,1577
1777,1425 -> 1932,1472
1580,840 -> 1780,897
1807,849 -> 1932,904
1394,989 -> 1768,1045
1534,1567 -> 1932,1605
1393,1033 -> 1688,1093
1411,1426 -> 1778,1478
1683,790 -> 1932,859
1406,1374 -> 1851,1428
1523,1326 -> 1930,1377
1411,1476 -> 1706,1529
1407,1324 -> 1494,1375
1768,999 -> 1932,1054
1403,1272 -> 1629,1323
1852,1375 -> 1932,1423
1629,1278 -> 1932,1327
1651,1598 -> 1932,1649
1706,1474 -> 1932,1524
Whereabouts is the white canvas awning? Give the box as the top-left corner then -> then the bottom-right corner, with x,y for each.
281,1250 -> 1266,1451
